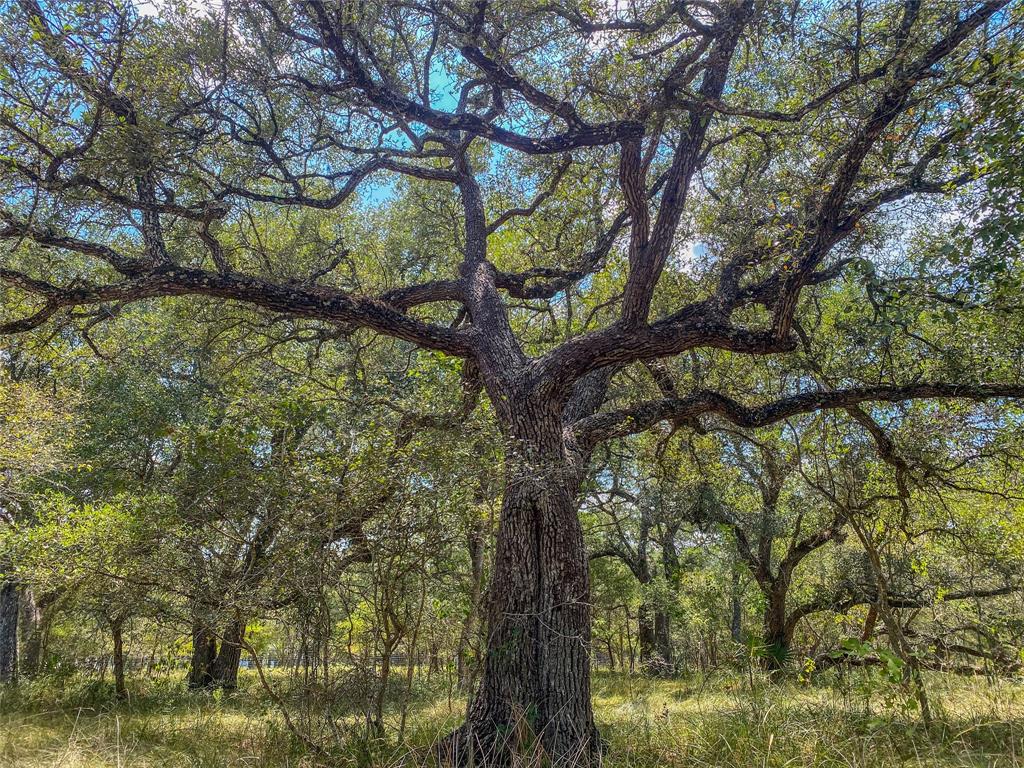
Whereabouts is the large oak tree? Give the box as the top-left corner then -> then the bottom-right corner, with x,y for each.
2,0 -> 1022,761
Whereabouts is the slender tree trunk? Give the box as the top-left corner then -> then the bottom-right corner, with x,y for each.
860,604 -> 878,642
400,585 -> 427,740
447,407 -> 598,764
428,641 -> 440,679
373,633 -> 400,736
187,620 -> 217,690
111,618 -> 127,701
850,521 -> 933,725
0,577 -> 18,684
212,617 -> 245,691
625,607 -> 636,672
658,530 -> 680,675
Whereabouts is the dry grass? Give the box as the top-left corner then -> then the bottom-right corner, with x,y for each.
589,672 -> 1024,767
1,671 -> 1022,767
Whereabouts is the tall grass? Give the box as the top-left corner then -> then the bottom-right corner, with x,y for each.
1,670 -> 1022,767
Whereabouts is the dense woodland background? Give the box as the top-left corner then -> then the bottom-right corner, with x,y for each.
1,0 -> 1024,765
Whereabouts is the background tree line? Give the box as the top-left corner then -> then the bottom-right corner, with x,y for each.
2,275 -> 1022,738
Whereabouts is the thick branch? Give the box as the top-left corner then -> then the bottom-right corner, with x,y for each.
573,382 -> 1024,447
0,264 -> 471,355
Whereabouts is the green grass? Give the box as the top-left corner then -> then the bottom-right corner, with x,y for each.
2,671 -> 1022,767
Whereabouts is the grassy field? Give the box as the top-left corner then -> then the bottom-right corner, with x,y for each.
2,671 -> 1023,767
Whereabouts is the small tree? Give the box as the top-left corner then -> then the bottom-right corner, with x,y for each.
9,493 -> 168,699
0,373 -> 73,683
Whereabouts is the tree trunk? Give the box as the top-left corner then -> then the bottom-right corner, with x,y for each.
654,609 -> 672,672
111,618 -> 127,701
212,618 -> 245,691
604,638 -> 616,670
860,603 -> 878,642
0,577 -> 18,684
850,520 -> 933,725
373,646 -> 392,735
187,620 -> 217,690
638,604 -> 656,666
428,641 -> 441,679
762,582 -> 791,673
638,604 -> 673,675
624,607 -> 636,672
446,409 -> 598,765
19,587 -> 53,678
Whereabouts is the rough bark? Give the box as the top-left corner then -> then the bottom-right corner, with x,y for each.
0,578 -> 17,684
638,604 -> 673,675
187,620 -> 218,690
638,608 -> 656,668
18,587 -> 53,678
762,583 -> 792,673
211,617 -> 245,691
444,406 -> 598,765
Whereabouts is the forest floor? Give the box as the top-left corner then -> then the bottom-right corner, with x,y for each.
1,670 -> 1022,767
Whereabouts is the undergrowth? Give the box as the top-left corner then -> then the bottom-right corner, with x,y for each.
1,670 -> 1022,767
